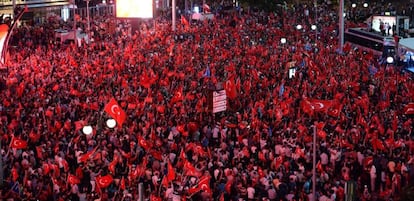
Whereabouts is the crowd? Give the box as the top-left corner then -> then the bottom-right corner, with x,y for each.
0,1 -> 414,201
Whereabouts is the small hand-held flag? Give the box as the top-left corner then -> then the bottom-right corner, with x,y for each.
104,98 -> 127,127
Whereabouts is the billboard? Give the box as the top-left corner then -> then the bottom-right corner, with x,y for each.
371,15 -> 396,36
0,24 -> 9,64
116,0 -> 153,18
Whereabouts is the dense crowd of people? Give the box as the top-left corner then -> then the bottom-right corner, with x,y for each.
0,1 -> 414,201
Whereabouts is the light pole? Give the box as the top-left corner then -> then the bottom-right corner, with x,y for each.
172,0 -> 176,31
85,0 -> 91,39
312,125 -> 317,201
339,0 -> 344,53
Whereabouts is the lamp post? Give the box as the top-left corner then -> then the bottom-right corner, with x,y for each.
85,0 -> 91,39
339,0 -> 344,53
312,125 -> 317,201
172,0 -> 176,31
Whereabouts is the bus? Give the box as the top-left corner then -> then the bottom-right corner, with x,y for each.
344,28 -> 395,58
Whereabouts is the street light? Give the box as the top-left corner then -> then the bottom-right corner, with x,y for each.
82,125 -> 93,135
351,3 -> 356,8
106,119 -> 117,128
280,38 -> 287,44
85,0 -> 91,39
363,3 -> 368,8
386,56 -> 394,64
296,24 -> 303,30
311,24 -> 317,31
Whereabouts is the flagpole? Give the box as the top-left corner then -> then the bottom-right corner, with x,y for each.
338,0 -> 344,53
172,0 -> 176,31
312,124 -> 317,201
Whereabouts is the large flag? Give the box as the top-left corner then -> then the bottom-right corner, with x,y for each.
10,137 -> 28,149
301,98 -> 334,114
104,98 -> 126,127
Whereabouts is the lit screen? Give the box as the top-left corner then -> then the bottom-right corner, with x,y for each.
371,16 -> 396,36
0,24 -> 9,64
116,0 -> 153,18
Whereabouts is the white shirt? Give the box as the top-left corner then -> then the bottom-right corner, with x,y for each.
247,186 -> 255,199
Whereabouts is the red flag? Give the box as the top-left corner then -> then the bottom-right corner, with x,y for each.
120,177 -> 126,190
68,174 -> 80,185
78,146 -> 98,163
150,194 -> 162,201
308,99 -> 333,112
29,131 -> 40,142
36,146 -> 43,159
108,158 -> 118,174
137,135 -> 152,150
104,98 -> 127,127
224,77 -> 237,99
188,175 -> 211,194
404,102 -> 414,115
167,161 -> 176,182
96,175 -> 113,189
74,120 -> 86,131
10,137 -> 28,149
183,160 -> 202,177
181,15 -> 189,27
171,86 -> 184,103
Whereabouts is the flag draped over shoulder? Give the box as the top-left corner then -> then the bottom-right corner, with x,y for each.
104,98 -> 127,127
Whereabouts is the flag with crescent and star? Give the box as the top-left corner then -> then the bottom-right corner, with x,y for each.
104,98 -> 127,127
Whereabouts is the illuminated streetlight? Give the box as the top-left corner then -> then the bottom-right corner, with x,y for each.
82,125 -> 93,135
386,56 -> 394,64
280,38 -> 286,44
363,3 -> 368,8
351,3 -> 356,8
311,25 -> 317,31
106,119 -> 117,129
296,24 -> 302,30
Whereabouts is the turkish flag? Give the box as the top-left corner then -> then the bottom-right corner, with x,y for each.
183,160 -> 202,177
404,102 -> 414,115
68,174 -> 80,185
171,86 -> 184,103
224,77 -> 237,99
96,175 -> 113,189
10,138 -> 28,149
167,161 -> 176,182
104,98 -> 127,127
308,99 -> 333,112
137,135 -> 152,150
188,175 -> 211,195
78,146 -> 98,163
